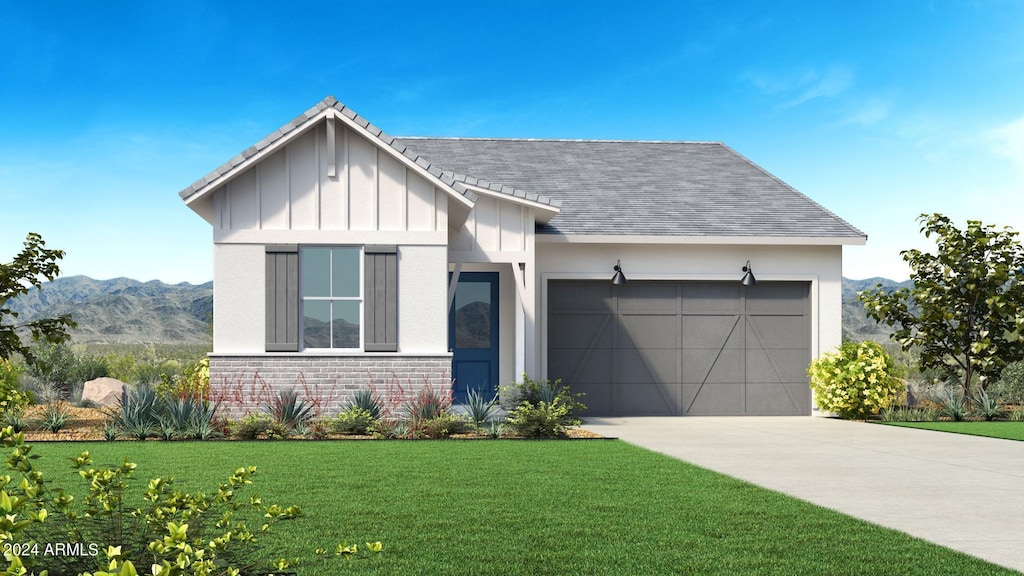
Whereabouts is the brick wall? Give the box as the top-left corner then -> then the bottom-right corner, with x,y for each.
208,354 -> 453,418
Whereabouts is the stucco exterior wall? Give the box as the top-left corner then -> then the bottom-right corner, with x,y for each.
397,245 -> 448,353
213,243 -> 265,352
534,242 -> 844,377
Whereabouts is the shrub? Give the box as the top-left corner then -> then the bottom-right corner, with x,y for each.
879,406 -> 937,422
503,375 -> 586,438
230,412 -> 272,439
0,428 -> 380,575
0,358 -> 28,413
403,384 -> 450,423
419,413 -> 468,439
2,407 -> 29,432
334,406 -> 376,435
808,341 -> 905,419
992,360 -> 1024,405
369,418 -> 407,440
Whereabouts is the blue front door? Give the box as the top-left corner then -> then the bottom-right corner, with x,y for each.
450,272 -> 499,404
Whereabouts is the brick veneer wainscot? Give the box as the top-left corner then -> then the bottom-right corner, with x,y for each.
208,354 -> 453,418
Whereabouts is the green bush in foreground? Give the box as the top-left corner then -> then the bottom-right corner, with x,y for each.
809,341 -> 905,419
503,376 -> 585,437
0,427 -> 380,576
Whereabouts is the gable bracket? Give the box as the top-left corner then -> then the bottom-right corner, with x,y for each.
325,109 -> 337,177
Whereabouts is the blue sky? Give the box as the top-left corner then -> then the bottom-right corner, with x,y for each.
2,1 -> 1023,284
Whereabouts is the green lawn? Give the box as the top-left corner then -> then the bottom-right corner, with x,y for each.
880,420 -> 1024,441
22,440 -> 1016,575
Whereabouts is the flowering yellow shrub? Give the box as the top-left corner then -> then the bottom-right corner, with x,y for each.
0,358 -> 29,412
808,341 -> 905,419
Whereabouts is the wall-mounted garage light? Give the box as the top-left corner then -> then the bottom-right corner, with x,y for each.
741,261 -> 757,286
612,260 -> 628,285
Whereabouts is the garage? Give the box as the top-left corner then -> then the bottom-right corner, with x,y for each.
547,280 -> 811,416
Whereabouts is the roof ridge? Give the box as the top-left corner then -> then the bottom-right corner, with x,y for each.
396,136 -> 724,145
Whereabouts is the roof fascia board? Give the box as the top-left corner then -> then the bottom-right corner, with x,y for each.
460,183 -> 559,222
535,234 -> 867,246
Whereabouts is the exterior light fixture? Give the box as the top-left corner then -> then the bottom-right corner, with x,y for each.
612,260 -> 627,285
741,261 -> 756,286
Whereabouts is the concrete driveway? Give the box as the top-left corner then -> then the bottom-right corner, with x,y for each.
583,417 -> 1024,573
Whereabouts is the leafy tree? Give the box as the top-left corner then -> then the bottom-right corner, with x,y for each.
859,213 -> 1024,396
0,232 -> 76,364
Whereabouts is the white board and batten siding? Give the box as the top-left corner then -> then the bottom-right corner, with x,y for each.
209,121 -> 450,354
450,194 -> 533,261
210,122 -> 448,243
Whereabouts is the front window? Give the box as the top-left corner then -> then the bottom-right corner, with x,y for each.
301,247 -> 361,349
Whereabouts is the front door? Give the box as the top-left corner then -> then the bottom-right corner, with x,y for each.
450,272 -> 499,404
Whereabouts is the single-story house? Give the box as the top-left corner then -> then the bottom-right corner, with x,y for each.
179,96 -> 866,416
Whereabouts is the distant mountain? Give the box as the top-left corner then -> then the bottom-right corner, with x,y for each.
5,276 -> 212,344
842,277 -> 913,342
5,274 -> 903,346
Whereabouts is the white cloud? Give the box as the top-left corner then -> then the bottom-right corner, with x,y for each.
840,99 -> 889,126
743,65 -> 854,107
785,66 -> 854,107
992,116 -> 1024,168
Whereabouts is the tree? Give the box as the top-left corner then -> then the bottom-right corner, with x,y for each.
0,232 -> 76,363
859,213 -> 1024,396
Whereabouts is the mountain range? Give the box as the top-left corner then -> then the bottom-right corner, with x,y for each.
4,275 -> 908,346
5,276 -> 212,344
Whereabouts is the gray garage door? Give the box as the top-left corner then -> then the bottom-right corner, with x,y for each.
548,281 -> 810,416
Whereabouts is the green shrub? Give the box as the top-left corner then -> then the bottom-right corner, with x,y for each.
808,341 -> 905,419
0,358 -> 28,412
334,406 -> 376,435
992,360 -> 1024,405
938,387 -> 969,421
506,397 -> 580,438
0,428 -> 380,575
231,412 -> 272,439
418,413 -> 468,438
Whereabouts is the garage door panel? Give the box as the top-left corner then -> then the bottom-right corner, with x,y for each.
615,348 -> 678,383
682,349 -> 742,383
746,283 -> 808,314
549,282 -> 613,312
548,280 -> 810,417
575,382 -> 613,416
747,349 -> 811,383
618,282 -> 678,312
549,348 -> 612,384
687,382 -> 743,415
748,315 -> 808,349
618,314 -> 677,349
682,283 -> 742,313
616,382 -> 678,415
548,314 -> 612,349
745,382 -> 806,415
681,315 -> 743,350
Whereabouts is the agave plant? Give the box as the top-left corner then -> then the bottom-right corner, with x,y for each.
971,389 -> 1006,421
346,389 -> 382,419
263,389 -> 314,429
938,387 -> 968,421
464,388 -> 499,428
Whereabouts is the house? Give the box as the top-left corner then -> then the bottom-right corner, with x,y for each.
179,96 -> 866,416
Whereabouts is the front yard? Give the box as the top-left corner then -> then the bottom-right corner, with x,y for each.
24,440 -> 1016,575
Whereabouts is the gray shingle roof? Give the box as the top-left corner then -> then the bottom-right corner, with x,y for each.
178,96 -> 559,209
393,137 -> 865,239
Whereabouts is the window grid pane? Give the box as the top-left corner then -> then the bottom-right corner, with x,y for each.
301,247 -> 362,350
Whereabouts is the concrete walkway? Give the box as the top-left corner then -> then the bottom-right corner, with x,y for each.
583,417 -> 1024,573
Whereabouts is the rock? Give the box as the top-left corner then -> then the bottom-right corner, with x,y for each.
81,377 -> 126,407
